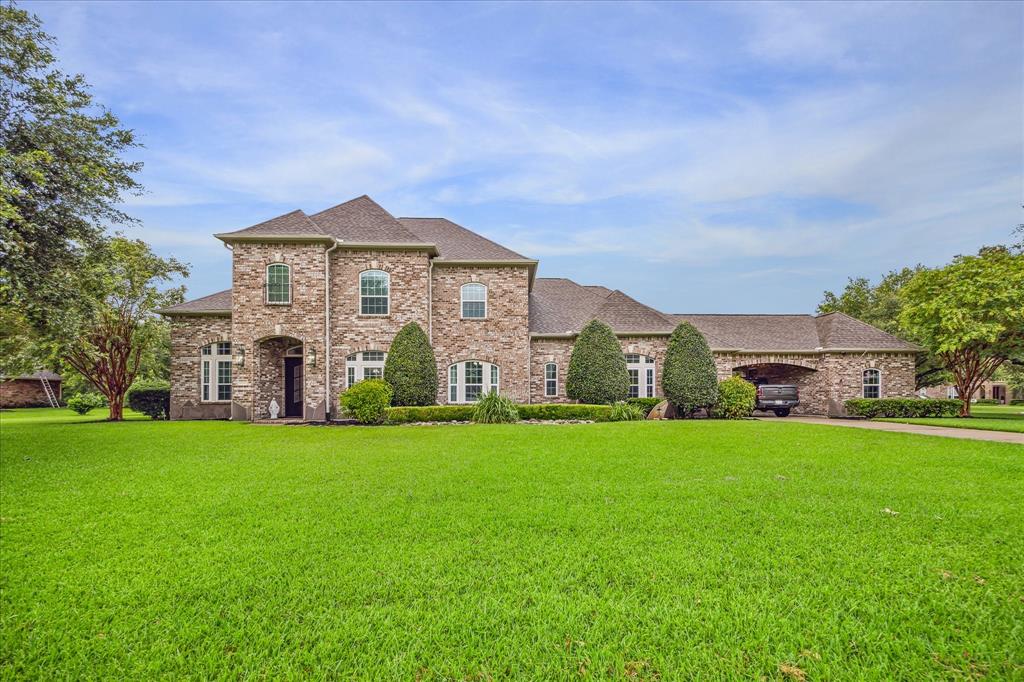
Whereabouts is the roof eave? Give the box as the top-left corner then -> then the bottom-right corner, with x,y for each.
214,233 -> 334,244
157,309 -> 232,317
434,258 -> 539,288
339,242 -> 439,255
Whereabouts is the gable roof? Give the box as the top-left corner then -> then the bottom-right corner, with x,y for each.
813,312 -> 919,351
215,209 -> 323,240
157,289 -> 232,315
670,314 -> 822,350
398,217 -> 531,261
529,278 -> 676,335
310,195 -> 423,243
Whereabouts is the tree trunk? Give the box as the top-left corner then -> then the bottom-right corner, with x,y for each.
108,398 -> 123,421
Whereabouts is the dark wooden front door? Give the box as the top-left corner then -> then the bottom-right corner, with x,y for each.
284,357 -> 303,418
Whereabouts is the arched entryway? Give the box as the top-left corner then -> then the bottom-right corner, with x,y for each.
732,362 -> 821,415
256,336 -> 305,419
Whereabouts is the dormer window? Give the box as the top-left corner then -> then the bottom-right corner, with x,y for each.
360,270 -> 389,315
266,264 -> 291,304
461,283 -> 487,319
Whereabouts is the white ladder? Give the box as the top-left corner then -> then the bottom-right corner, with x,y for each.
39,376 -> 60,408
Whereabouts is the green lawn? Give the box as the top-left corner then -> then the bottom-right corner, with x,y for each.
1,409 -> 1022,679
878,404 -> 1024,434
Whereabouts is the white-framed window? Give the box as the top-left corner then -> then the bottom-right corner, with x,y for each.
359,270 -> 389,315
201,342 -> 232,402
625,354 -> 656,398
947,386 -> 959,399
461,283 -> 487,319
544,362 -> 557,397
448,360 -> 500,403
266,263 -> 291,304
863,368 -> 881,399
346,350 -> 387,388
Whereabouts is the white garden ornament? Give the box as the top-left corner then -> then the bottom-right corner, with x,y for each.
268,398 -> 280,419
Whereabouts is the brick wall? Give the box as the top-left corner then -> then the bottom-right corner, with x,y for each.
169,315 -> 232,419
820,352 -> 917,415
432,265 -> 531,403
0,379 -> 60,408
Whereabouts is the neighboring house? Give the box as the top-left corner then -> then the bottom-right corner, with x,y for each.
159,195 -> 920,421
0,371 -> 62,408
920,381 -> 1021,404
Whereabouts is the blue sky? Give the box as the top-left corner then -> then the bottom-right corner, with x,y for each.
28,1 -> 1023,313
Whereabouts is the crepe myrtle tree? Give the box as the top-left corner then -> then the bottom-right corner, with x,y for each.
566,319 -> 630,404
662,321 -> 719,417
54,237 -> 188,421
899,246 -> 1024,417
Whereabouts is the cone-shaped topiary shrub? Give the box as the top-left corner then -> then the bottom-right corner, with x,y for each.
566,319 -> 630,404
662,321 -> 719,417
383,322 -> 438,406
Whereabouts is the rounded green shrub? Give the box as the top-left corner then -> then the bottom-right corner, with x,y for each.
127,379 -> 171,420
67,393 -> 105,415
625,397 -> 662,416
610,401 -> 644,421
472,391 -> 519,423
566,319 -> 629,405
339,379 -> 393,424
662,322 -> 719,417
711,376 -> 756,419
383,322 -> 438,406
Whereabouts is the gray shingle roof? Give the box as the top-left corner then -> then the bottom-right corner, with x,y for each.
398,217 -> 531,261
2,370 -> 62,381
310,195 -> 423,243
158,289 -> 232,315
670,314 -> 821,350
814,312 -> 919,350
216,209 -> 322,238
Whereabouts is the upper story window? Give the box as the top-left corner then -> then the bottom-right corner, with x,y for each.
346,351 -> 387,388
625,354 -> 656,398
201,342 -> 232,402
360,270 -> 389,315
461,283 -> 487,319
863,369 -> 881,399
266,264 -> 291,304
448,360 -> 499,403
544,362 -> 558,397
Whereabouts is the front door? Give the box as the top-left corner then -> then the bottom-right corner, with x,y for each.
284,357 -> 303,418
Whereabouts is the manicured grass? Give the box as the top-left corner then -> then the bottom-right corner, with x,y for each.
878,404 -> 1024,434
1,409 -> 1022,679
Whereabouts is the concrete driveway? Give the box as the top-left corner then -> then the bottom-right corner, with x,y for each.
756,415 -> 1024,445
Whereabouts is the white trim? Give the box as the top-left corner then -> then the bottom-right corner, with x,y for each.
460,282 -> 487,319
359,269 -> 390,316
625,354 -> 656,399
447,360 -> 500,404
265,263 -> 291,304
544,362 -> 557,397
201,341 -> 233,403
862,368 -> 881,399
346,350 -> 387,388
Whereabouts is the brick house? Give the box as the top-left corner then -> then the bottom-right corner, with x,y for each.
0,371 -> 62,408
159,195 -> 920,420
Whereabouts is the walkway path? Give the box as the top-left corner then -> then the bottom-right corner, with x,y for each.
758,415 -> 1024,444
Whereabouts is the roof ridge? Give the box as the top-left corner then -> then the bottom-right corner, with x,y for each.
309,194 -> 375,218
399,216 -> 529,261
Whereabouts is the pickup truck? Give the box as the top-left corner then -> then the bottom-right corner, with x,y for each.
754,383 -> 799,417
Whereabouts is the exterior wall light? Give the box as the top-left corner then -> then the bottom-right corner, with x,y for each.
234,346 -> 245,368
307,346 -> 317,367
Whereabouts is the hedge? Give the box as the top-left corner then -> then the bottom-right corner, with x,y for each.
625,397 -> 661,416
67,393 -> 105,415
844,398 -> 961,418
662,322 -> 718,416
383,322 -> 438,406
126,380 -> 171,420
385,403 -> 613,423
516,404 -> 612,422
565,320 -> 630,404
386,405 -> 476,423
974,398 -> 1001,405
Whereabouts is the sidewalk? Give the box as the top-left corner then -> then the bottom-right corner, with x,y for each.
757,415 -> 1024,444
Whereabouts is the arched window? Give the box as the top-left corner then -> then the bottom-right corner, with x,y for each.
360,270 -> 389,315
461,283 -> 487,319
266,264 -> 291,304
544,362 -> 558,397
625,354 -> 656,398
863,369 -> 881,399
346,351 -> 387,388
201,342 -> 232,401
448,360 -> 499,403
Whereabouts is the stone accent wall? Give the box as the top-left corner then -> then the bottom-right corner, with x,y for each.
0,379 -> 60,408
432,265 -> 532,403
230,242 -> 328,421
168,315 -> 232,420
328,249 -> 431,409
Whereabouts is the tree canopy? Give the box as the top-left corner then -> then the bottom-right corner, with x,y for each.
1,5 -> 142,329
899,246 -> 1024,416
